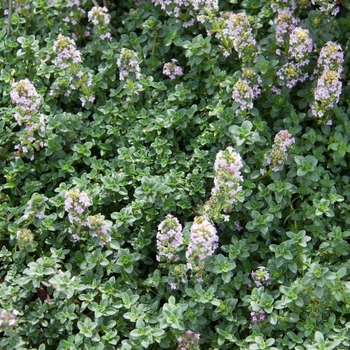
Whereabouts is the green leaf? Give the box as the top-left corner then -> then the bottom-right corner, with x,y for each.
314,331 -> 324,344
269,313 -> 278,325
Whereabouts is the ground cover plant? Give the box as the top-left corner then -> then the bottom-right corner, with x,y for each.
1,0 -> 350,348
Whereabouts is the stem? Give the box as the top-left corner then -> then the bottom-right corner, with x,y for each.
108,23 -> 119,39
151,34 -> 158,55
254,168 -> 272,181
220,29 -> 230,51
7,0 -> 12,36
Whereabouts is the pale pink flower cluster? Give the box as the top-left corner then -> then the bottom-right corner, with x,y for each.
151,0 -> 189,16
177,330 -> 200,350
271,0 -> 309,12
317,41 -> 343,76
215,12 -> 260,61
276,62 -> 309,89
190,0 -> 218,24
270,0 -> 297,12
266,130 -> 295,171
86,214 -> 112,247
273,130 -> 295,150
250,266 -> 270,287
241,68 -> 262,97
65,189 -> 91,223
151,0 -> 218,27
87,6 -> 111,40
64,189 -> 92,242
235,220 -> 243,232
59,1 -> 86,38
202,147 -> 244,223
288,28 -> 313,66
88,6 -> 110,26
67,0 -> 82,8
10,79 -> 40,113
190,0 -> 218,13
51,36 -> 96,105
232,79 -> 255,115
242,68 -> 262,92
231,70 -> 261,116
163,59 -> 183,79
16,228 -> 34,250
186,215 -> 218,270
212,146 -> 244,205
53,34 -> 82,69
0,309 -> 19,328
311,42 -> 343,120
117,48 -> 141,81
3,0 -> 31,15
275,9 -> 300,46
10,79 -> 45,157
249,310 -> 266,329
311,0 -> 339,16
275,27 -> 312,89
312,70 -> 342,119
156,214 -> 183,263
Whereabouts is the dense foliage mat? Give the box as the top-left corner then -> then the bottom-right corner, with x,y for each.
1,0 -> 350,349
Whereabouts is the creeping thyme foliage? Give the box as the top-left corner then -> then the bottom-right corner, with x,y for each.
2,0 -> 350,349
